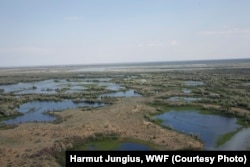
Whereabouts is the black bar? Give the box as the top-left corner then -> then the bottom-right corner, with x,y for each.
66,151 -> 249,167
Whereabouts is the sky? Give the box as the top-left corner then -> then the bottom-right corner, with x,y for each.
0,0 -> 250,67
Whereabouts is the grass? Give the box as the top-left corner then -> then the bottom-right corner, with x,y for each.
84,83 -> 107,91
0,112 -> 23,122
216,128 -> 243,147
144,113 -> 162,124
236,117 -> 250,128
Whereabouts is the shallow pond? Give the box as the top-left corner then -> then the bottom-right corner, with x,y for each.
184,81 -> 204,86
0,79 -> 123,95
182,88 -> 191,94
3,100 -> 105,124
116,142 -> 151,150
155,110 -> 242,150
243,82 -> 250,86
167,96 -> 201,102
99,90 -> 141,98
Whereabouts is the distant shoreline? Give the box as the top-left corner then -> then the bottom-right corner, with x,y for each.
1,58 -> 250,69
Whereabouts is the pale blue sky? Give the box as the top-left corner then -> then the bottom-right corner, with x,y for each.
0,0 -> 250,67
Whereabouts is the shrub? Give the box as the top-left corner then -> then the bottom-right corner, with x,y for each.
166,124 -> 173,130
193,133 -> 200,140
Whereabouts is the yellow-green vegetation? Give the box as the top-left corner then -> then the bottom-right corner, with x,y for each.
84,83 -> 107,91
236,117 -> 250,128
216,128 -> 243,147
0,112 -> 23,123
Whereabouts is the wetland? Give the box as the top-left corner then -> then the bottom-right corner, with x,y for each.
0,59 -> 250,166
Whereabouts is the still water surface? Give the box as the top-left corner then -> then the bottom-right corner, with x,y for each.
3,100 -> 105,124
155,110 -> 241,150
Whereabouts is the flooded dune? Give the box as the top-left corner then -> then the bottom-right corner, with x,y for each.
0,78 -> 123,95
1,79 -> 140,124
3,100 -> 106,124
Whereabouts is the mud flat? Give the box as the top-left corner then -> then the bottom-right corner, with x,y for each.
0,59 -> 250,166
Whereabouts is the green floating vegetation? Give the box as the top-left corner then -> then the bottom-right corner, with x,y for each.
71,133 -> 159,151
216,128 -> 243,147
236,117 -> 249,128
56,137 -> 159,166
0,112 -> 23,122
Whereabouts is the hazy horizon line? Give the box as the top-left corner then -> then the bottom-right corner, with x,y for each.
1,57 -> 250,69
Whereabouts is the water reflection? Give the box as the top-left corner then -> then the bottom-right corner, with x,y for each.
155,110 -> 241,150
167,96 -> 201,102
99,90 -> 141,98
3,100 -> 105,124
184,81 -> 204,86
0,79 -> 123,95
182,88 -> 191,94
